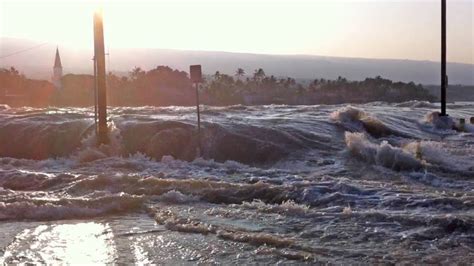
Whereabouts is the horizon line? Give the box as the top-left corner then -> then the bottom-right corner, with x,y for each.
1,37 -> 473,66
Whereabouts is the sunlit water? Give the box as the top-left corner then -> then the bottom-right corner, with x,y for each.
0,102 -> 473,264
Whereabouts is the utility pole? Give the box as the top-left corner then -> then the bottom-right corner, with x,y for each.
92,56 -> 98,135
190,65 -> 203,157
440,0 -> 447,116
93,10 -> 109,144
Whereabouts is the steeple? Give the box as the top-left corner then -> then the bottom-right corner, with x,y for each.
52,47 -> 63,89
54,47 -> 62,69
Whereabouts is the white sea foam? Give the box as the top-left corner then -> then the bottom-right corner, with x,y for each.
404,140 -> 474,174
395,101 -> 437,108
239,199 -> 309,216
0,194 -> 144,221
344,132 -> 422,171
424,111 -> 455,130
331,106 -> 396,137
74,121 -> 123,163
155,190 -> 199,204
330,106 -> 367,131
1,104 -> 474,264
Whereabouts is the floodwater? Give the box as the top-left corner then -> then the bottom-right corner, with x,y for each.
0,102 -> 473,264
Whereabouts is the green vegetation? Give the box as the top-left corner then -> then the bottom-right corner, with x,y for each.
0,66 -> 435,107
0,67 -> 53,106
203,70 -> 435,105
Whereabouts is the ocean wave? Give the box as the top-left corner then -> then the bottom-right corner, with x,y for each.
423,111 -> 455,130
0,170 -> 51,191
149,207 -> 297,248
0,112 -> 316,164
238,199 -> 310,216
155,190 -> 199,204
395,101 -> 437,108
0,119 -> 91,159
0,193 -> 144,221
353,210 -> 473,234
330,106 -> 400,138
403,140 -> 474,176
344,132 -> 422,171
118,120 -> 313,164
74,122 -> 123,163
69,175 -> 292,205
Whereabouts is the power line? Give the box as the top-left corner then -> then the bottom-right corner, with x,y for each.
0,42 -> 49,59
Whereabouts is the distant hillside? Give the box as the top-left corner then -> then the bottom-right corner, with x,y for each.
1,37 -> 474,85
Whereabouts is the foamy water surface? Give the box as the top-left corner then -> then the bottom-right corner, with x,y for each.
0,102 -> 473,264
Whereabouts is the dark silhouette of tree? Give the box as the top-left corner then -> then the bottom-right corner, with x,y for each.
253,68 -> 265,83
1,65 -> 436,107
213,71 -> 221,81
1,67 -> 54,106
130,67 -> 145,81
235,68 -> 245,80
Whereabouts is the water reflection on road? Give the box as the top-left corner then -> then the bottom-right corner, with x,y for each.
2,222 -> 117,264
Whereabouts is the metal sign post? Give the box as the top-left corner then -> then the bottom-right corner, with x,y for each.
440,0 -> 447,116
93,10 -> 109,144
190,65 -> 203,156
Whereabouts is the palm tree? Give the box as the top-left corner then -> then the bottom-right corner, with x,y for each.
235,68 -> 245,80
213,71 -> 221,81
129,66 -> 145,81
9,66 -> 20,76
253,68 -> 265,82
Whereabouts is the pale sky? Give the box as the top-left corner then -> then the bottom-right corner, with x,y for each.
1,0 -> 473,64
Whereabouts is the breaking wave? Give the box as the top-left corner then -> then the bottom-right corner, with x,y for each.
1,104 -> 474,264
0,193 -> 144,221
424,111 -> 455,130
0,111 -> 321,165
395,101 -> 437,108
330,106 -> 402,138
1,103 -> 473,223
69,175 -> 292,205
344,132 -> 422,171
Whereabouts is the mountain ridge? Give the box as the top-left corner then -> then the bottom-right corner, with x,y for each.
1,37 -> 473,85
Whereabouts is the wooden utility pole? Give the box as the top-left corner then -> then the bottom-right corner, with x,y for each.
440,0 -> 447,116
93,10 -> 108,144
92,56 -> 98,135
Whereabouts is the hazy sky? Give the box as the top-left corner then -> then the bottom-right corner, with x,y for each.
1,0 -> 473,64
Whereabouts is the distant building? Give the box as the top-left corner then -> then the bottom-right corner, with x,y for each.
52,47 -> 63,89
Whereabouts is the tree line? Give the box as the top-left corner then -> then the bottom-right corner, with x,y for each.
0,67 -> 53,106
0,65 -> 435,107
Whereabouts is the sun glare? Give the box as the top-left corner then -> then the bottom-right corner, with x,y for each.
1,0 -> 470,63
40,223 -> 116,263
1,0 -> 474,265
